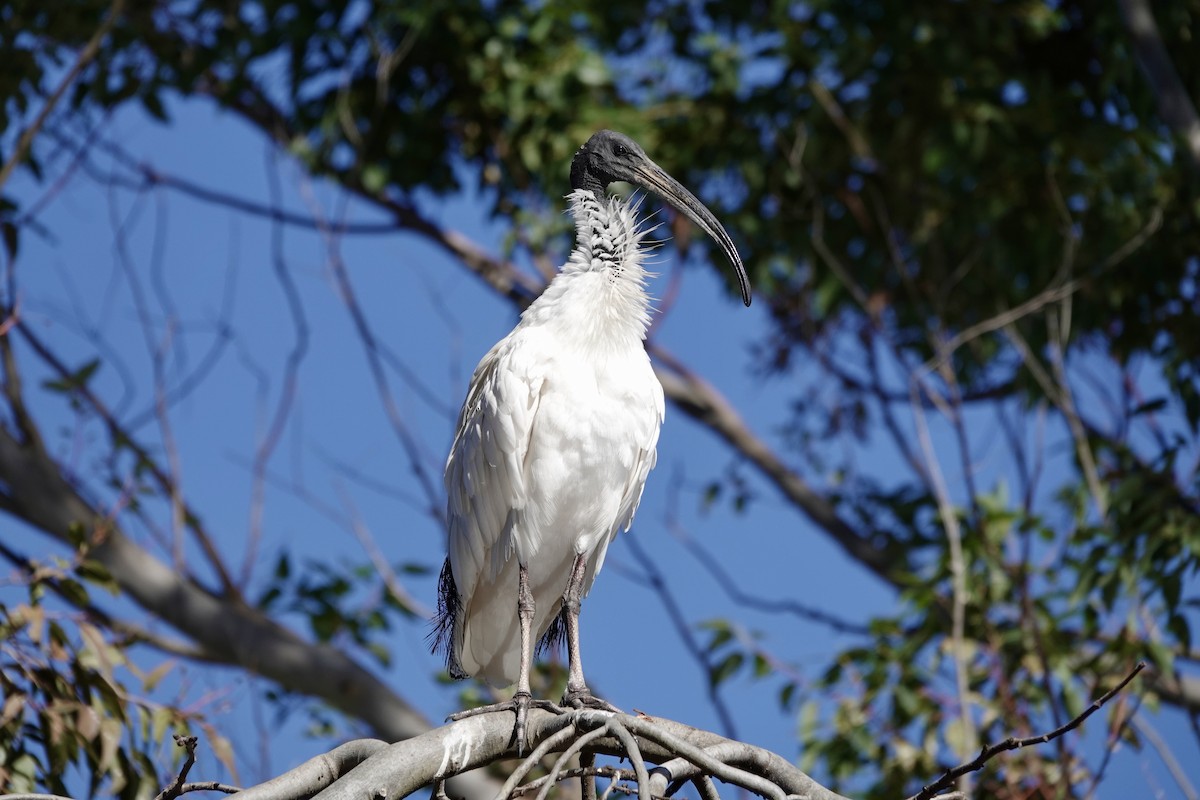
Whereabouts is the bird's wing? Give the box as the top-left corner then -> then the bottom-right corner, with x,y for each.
444,340 -> 544,604
612,375 -> 666,536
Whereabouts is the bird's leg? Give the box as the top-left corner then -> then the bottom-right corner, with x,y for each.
448,564 -> 559,755
511,561 -> 536,752
561,553 -> 620,713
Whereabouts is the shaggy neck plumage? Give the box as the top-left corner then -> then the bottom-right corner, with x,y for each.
521,189 -> 654,345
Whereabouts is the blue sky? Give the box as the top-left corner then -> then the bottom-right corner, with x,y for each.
6,91 -> 1197,799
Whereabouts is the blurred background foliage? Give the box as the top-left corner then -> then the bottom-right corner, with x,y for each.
1,0 -> 1198,798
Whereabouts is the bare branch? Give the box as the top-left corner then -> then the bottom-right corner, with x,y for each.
280,709 -> 851,800
0,0 -> 125,193
0,424 -> 432,744
241,149 -> 312,587
301,179 -> 447,527
495,722 -> 581,800
155,734 -> 199,800
176,783 -> 240,796
907,662 -> 1146,800
220,739 -> 387,800
1130,713 -> 1200,800
649,344 -> 897,585
623,534 -> 739,740
910,367 -> 976,794
16,322 -> 241,596
667,516 -> 870,636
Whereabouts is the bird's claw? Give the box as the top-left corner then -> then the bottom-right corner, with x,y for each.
562,687 -> 621,714
447,693 -> 562,756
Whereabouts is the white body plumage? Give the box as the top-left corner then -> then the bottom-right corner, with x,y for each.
442,189 -> 665,686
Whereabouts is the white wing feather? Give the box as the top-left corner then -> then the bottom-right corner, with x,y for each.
443,338 -> 549,683
445,341 -> 543,604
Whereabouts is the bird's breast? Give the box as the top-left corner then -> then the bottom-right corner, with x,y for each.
517,343 -> 662,558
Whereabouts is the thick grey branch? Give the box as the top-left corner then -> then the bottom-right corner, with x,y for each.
0,425 -> 428,742
283,710 -> 850,800
230,739 -> 387,800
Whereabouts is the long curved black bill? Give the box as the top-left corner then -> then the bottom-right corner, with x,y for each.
633,162 -> 752,307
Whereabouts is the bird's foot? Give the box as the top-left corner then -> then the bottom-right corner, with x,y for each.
561,685 -> 621,714
448,692 -> 561,756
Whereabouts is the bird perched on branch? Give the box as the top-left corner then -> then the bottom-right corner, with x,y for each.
433,129 -> 751,750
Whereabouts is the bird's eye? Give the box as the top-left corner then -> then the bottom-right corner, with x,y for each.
614,143 -> 629,157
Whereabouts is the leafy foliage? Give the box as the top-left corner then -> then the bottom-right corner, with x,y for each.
0,557 -> 228,799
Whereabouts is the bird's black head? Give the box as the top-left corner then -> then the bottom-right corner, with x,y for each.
569,129 -> 752,306
570,130 -> 648,196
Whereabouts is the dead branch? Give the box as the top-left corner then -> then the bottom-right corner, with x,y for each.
220,739 -> 386,800
226,708 -> 853,800
907,662 -> 1146,800
155,734 -> 199,800
0,0 -> 125,193
176,783 -> 240,796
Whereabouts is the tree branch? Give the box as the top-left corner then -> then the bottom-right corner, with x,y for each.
650,343 -> 902,585
154,734 -> 199,800
0,424 -> 430,743
219,739 -> 386,800
0,0 -> 125,193
237,709 -> 852,800
16,320 -> 241,597
907,662 -> 1146,800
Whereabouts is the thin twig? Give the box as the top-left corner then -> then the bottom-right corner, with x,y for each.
496,723 -> 580,800
907,662 -> 1146,800
535,724 -> 617,800
1130,712 -> 1200,800
304,185 -> 447,528
155,734 -> 199,800
175,782 -> 240,795
623,534 -> 739,740
0,0 -> 125,192
242,148 -> 311,588
15,322 -> 240,597
513,765 -> 636,798
607,722 -> 652,800
910,373 -> 976,794
669,513 -> 869,636
618,718 -> 786,800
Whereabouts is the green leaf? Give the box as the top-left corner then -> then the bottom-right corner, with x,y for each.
1166,613 -> 1192,652
362,164 -> 389,194
42,358 -> 101,394
752,652 -> 772,679
709,652 -> 744,689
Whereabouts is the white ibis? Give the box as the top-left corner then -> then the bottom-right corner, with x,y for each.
432,130 -> 750,750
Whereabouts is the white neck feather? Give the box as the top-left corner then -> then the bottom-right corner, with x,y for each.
520,189 -> 655,346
